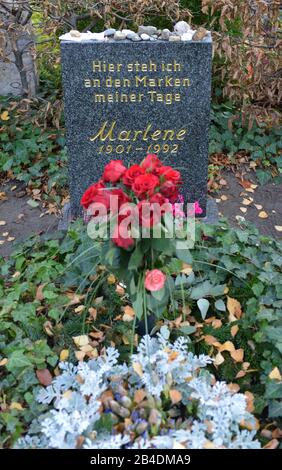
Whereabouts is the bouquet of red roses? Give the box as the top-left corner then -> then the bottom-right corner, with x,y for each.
81,154 -> 201,324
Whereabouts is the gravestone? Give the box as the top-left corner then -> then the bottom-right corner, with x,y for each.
61,37 -> 212,216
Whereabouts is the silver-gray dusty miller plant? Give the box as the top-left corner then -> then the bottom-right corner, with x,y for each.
15,335 -> 260,449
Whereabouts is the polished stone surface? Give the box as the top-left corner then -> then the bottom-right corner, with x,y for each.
61,39 -> 212,216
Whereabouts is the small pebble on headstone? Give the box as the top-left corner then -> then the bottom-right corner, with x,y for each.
181,31 -> 195,41
193,27 -> 209,41
169,35 -> 181,42
114,31 -> 126,41
138,25 -> 158,36
161,29 -> 171,40
174,21 -> 191,36
104,28 -> 116,37
140,33 -> 150,41
126,32 -> 141,41
70,30 -> 81,38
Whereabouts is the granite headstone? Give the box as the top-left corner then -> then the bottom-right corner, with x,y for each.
61,39 -> 212,216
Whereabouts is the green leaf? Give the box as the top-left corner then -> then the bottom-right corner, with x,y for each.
128,244 -> 143,270
197,298 -> 210,320
215,299 -> 226,312
180,325 -> 197,335
265,382 -> 282,400
268,400 -> 282,418
6,350 -> 33,372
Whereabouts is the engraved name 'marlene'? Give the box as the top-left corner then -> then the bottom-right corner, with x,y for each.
89,121 -> 187,143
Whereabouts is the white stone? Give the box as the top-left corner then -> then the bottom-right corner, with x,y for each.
140,33 -> 150,41
181,31 -> 196,41
114,31 -> 126,41
174,21 -> 191,36
59,31 -> 105,41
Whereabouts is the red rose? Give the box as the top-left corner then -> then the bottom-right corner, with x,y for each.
80,181 -> 105,209
122,165 -> 145,187
156,166 -> 182,185
132,173 -> 159,199
160,180 -> 179,203
112,208 -> 135,250
110,188 -> 131,213
149,193 -> 171,213
145,269 -> 166,292
103,160 -> 126,183
137,200 -> 161,228
141,154 -> 162,172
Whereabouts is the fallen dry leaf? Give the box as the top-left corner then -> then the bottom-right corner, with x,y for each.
73,335 -> 89,347
74,305 -> 85,314
214,351 -> 225,366
231,325 -> 239,337
231,348 -> 244,362
10,402 -> 24,411
35,283 -> 47,301
221,195 -> 228,201
134,389 -> 146,404
263,439 -> 279,449
212,319 -> 222,329
240,417 -> 259,431
227,383 -> 240,393
0,358 -> 8,366
254,204 -> 263,210
169,389 -> 182,404
227,296 -> 242,321
269,367 -> 282,380
0,221 -> 7,226
75,351 -> 86,361
60,349 -> 69,361
274,226 -> 282,232
236,370 -> 246,379
133,362 -> 143,377
245,391 -> 255,413
181,263 -> 193,275
122,305 -> 135,322
36,368 -> 53,386
242,198 -> 253,206
220,341 -> 235,353
240,207 -> 247,213
258,211 -> 268,219
88,307 -> 97,320
1,111 -> 10,121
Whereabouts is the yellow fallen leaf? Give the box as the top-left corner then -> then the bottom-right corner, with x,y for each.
240,417 -> 259,431
231,325 -> 239,337
245,187 -> 254,193
242,198 -> 253,206
204,335 -> 220,346
240,207 -> 247,213
169,389 -> 182,404
133,362 -> 143,377
75,351 -> 86,361
242,362 -> 250,370
258,211 -> 268,219
73,335 -> 89,347
134,389 -> 146,404
212,319 -> 222,329
236,370 -> 246,379
88,307 -> 97,320
181,263 -> 193,275
269,367 -> 282,380
60,349 -> 69,361
74,305 -> 85,314
10,402 -> 23,411
274,226 -> 282,232
80,344 -> 95,353
122,305 -> 135,322
230,348 -> 244,362
220,341 -> 235,353
1,111 -> 10,121
245,391 -> 255,413
263,439 -> 279,449
122,335 -> 130,345
254,204 -> 263,210
214,351 -> 225,366
107,274 -> 116,284
0,358 -> 8,366
227,296 -> 242,321
221,195 -> 228,201
227,383 -> 240,393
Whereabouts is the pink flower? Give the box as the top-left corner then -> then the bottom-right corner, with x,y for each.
194,201 -> 203,215
145,269 -> 166,292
